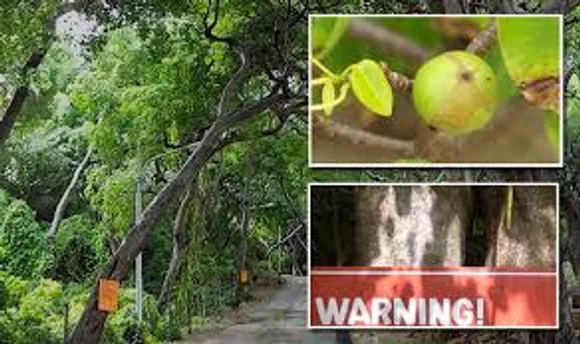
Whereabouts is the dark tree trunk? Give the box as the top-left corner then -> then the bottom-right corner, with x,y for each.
0,51 -> 46,143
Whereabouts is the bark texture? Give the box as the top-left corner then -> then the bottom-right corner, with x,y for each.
478,186 -> 556,269
354,185 -> 471,266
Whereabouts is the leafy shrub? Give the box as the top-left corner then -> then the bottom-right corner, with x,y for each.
0,278 -> 64,344
0,190 -> 50,279
50,215 -> 109,283
101,287 -> 172,344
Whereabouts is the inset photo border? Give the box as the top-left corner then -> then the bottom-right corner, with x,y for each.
307,182 -> 559,329
308,14 -> 564,168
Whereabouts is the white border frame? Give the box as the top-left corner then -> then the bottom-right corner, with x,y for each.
306,182 -> 560,330
307,14 -> 564,168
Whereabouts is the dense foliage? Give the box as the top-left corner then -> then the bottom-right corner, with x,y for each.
0,0 -> 579,343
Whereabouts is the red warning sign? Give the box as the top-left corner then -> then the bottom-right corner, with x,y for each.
309,266 -> 557,328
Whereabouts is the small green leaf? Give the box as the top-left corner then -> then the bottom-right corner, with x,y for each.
348,59 -> 393,117
322,80 -> 335,117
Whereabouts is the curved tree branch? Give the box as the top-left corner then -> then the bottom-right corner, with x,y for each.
47,145 -> 93,239
217,45 -> 252,118
348,19 -> 431,65
203,0 -> 236,45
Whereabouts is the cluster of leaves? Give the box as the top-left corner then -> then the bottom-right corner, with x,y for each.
0,270 -> 173,344
0,189 -> 49,279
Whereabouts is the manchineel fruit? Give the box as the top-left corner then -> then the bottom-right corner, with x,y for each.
412,51 -> 498,135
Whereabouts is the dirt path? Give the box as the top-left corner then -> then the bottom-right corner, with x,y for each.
178,276 -> 338,344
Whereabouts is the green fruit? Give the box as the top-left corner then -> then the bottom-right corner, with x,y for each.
412,51 -> 498,135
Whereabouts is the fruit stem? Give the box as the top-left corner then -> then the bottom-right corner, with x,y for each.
311,83 -> 350,112
312,58 -> 338,80
312,77 -> 330,86
466,20 -> 497,55
380,62 -> 413,92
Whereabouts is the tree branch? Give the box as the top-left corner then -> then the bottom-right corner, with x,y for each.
0,50 -> 47,143
203,0 -> 236,45
311,113 -> 416,157
47,145 -> 93,239
347,18 -> 431,66
443,0 -> 466,13
466,20 -> 497,55
217,45 -> 252,118
265,223 -> 304,257
67,90 -> 284,343
492,0 -> 523,13
422,0 -> 446,13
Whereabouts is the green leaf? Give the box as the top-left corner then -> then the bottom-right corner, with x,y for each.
348,59 -> 393,117
498,17 -> 560,83
322,80 -> 336,116
312,17 -> 349,60
497,17 -> 560,111
543,110 -> 559,157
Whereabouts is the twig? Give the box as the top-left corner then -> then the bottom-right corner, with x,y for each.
265,224 -> 304,257
311,113 -> 415,156
348,18 -> 431,65
380,62 -> 413,92
466,20 -> 497,55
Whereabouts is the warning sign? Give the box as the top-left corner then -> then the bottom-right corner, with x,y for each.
98,279 -> 120,313
309,267 -> 557,329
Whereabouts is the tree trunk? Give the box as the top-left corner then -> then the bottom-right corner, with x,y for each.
47,145 -> 93,239
67,92 -> 283,344
353,185 -> 471,266
478,185 -> 557,344
0,51 -> 46,144
156,183 -> 198,310
351,185 -> 471,344
478,185 -> 556,269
